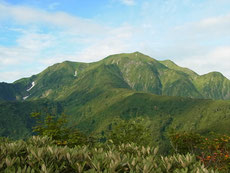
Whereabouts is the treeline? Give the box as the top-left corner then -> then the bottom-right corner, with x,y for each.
30,113 -> 153,148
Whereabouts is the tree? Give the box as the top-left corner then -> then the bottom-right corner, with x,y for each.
105,117 -> 153,146
31,113 -> 89,147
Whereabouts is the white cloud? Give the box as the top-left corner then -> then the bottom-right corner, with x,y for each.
0,3 -> 107,35
0,71 -> 23,82
174,13 -> 230,39
0,2 -> 116,82
0,28 -> 56,69
120,0 -> 135,6
0,46 -> 35,66
0,68 -> 42,82
151,13 -> 230,80
39,25 -> 137,64
16,32 -> 55,51
177,46 -> 230,79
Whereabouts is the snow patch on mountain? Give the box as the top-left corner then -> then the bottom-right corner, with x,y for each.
23,96 -> 29,100
27,81 -> 35,91
74,71 -> 77,77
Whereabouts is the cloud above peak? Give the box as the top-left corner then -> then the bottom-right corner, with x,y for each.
0,3 -> 106,35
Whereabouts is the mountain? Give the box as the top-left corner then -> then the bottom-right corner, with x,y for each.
1,52 -> 229,101
0,52 -> 230,151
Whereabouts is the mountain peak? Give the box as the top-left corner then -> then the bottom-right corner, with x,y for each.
132,51 -> 143,55
103,52 -> 157,63
207,71 -> 224,77
200,71 -> 226,80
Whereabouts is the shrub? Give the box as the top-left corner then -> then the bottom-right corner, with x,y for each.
168,131 -> 204,154
169,131 -> 230,171
105,117 -> 153,147
0,136 -> 217,173
31,113 -> 90,147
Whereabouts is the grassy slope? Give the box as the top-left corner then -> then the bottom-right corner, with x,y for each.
160,60 -> 198,78
0,52 -> 230,146
62,87 -> 230,153
194,72 -> 230,100
160,59 -> 230,100
2,52 -> 230,101
13,61 -> 89,100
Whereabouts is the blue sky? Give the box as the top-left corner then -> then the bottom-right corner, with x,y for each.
1,0 -> 230,82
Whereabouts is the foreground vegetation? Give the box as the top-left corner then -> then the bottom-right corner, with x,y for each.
1,113 -> 230,172
0,136 -> 217,173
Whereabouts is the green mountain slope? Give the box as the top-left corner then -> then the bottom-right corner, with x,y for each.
12,61 -> 89,100
1,87 -> 230,152
0,52 -> 230,147
160,59 -> 198,78
194,72 -> 230,100
1,52 -> 230,101
160,60 -> 230,100
62,87 -> 230,149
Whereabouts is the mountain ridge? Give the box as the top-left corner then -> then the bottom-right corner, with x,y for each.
1,52 -> 230,101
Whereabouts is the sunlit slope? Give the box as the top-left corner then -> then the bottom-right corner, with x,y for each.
11,61 -> 89,100
194,72 -> 230,100
160,59 -> 198,78
72,90 -> 230,135
160,60 -> 230,100
61,87 -> 230,150
1,52 -> 229,101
